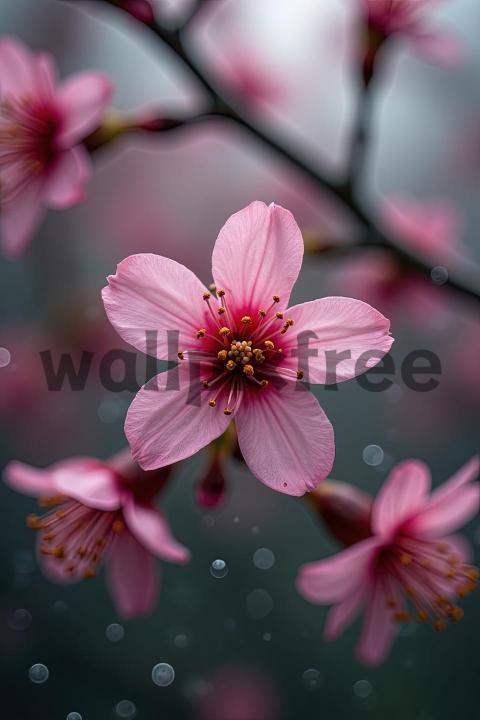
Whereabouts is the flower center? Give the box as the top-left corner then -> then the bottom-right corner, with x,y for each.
0,96 -> 60,203
26,496 -> 125,580
178,288 -> 303,415
379,536 -> 478,631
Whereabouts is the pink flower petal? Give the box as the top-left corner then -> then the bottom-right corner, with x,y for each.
0,36 -> 37,97
123,497 -> 190,564
0,180 -> 45,258
102,253 -> 208,360
235,382 -> 334,496
3,461 -> 57,497
281,297 -> 393,385
57,72 -> 113,147
442,533 -> 472,565
211,202 -> 303,311
125,366 -> 231,470
35,53 -> 57,100
407,29 -> 463,67
325,584 -> 367,640
53,465 -> 123,511
42,146 -> 91,209
107,530 -> 159,619
372,460 -> 432,538
409,457 -> 479,537
297,537 -> 379,603
356,580 -> 397,666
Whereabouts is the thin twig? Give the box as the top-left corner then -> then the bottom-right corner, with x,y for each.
76,0 -> 480,305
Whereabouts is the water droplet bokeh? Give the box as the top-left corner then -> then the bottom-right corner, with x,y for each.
302,668 -> 322,690
0,347 -> 11,368
114,700 -> 136,718
210,559 -> 228,578
362,444 -> 384,467
152,662 -> 175,687
246,588 -> 273,619
106,623 -> 125,642
173,633 -> 189,648
353,679 -> 372,698
253,547 -> 275,570
431,266 -> 449,285
8,608 -> 32,631
29,664 -> 49,684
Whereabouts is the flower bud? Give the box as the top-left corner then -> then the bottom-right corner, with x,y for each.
306,480 -> 373,546
196,455 -> 226,509
111,0 -> 155,24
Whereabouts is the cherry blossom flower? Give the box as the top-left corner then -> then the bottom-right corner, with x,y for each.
4,453 -> 190,618
103,202 -> 393,496
297,457 -> 479,665
0,37 -> 113,258
361,0 -> 462,69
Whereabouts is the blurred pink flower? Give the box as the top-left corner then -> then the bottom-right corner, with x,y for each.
361,0 -> 462,66
195,666 -> 280,720
103,201 -> 393,496
216,48 -> 285,111
4,454 -> 190,618
335,196 -> 464,321
0,36 -> 113,258
297,457 -> 479,665
380,195 -> 463,265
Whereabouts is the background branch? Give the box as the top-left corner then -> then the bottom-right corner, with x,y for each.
80,0 -> 480,306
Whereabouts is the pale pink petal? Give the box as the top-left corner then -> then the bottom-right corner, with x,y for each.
442,533 -> 472,565
324,584 -> 367,640
356,580 -> 397,666
281,297 -> 393,385
53,466 -> 123,511
235,383 -> 334,496
407,29 -> 463,66
125,365 -> 231,470
0,181 -> 45,258
42,146 -> 91,209
408,458 -> 479,537
35,53 -> 57,100
297,537 -> 379,603
57,72 -> 113,147
372,460 -> 432,538
427,456 -> 479,504
0,37 -> 37,97
123,497 -> 190,564
3,461 -> 57,497
102,253 -> 208,360
211,202 -> 303,311
107,530 -> 159,619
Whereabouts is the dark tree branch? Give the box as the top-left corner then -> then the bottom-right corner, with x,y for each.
74,0 -> 480,306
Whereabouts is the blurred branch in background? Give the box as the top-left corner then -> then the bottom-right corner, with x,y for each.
75,0 -> 480,306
